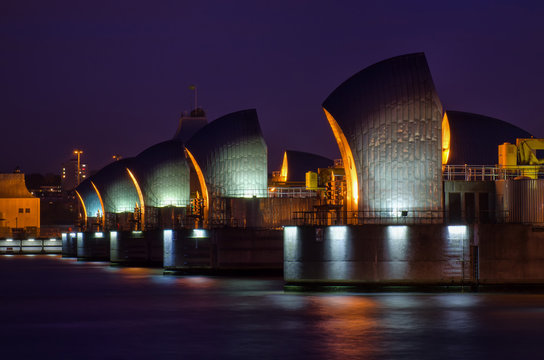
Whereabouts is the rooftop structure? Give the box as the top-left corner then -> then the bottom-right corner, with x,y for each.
442,110 -> 533,165
275,150 -> 333,183
323,53 -> 443,218
186,109 -> 268,199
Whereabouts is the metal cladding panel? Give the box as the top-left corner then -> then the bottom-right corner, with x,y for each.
498,179 -> 544,223
75,179 -> 102,217
323,53 -> 443,213
132,140 -> 190,207
285,150 -> 333,182
90,159 -> 139,213
446,111 -> 533,165
187,109 -> 268,198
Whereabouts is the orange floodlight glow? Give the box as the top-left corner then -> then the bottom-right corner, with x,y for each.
91,181 -> 105,226
323,108 -> 358,212
442,112 -> 451,165
280,152 -> 288,182
185,147 -> 209,226
74,190 -> 87,224
126,168 -> 145,225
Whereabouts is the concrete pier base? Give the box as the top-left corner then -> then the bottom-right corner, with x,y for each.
164,228 -> 283,274
76,232 -> 110,261
62,233 -> 78,257
284,224 -> 544,287
110,230 -> 163,266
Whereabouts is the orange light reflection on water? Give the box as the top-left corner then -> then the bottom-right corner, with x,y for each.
309,296 -> 381,359
175,276 -> 217,289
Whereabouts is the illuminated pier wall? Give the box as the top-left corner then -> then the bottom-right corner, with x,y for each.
284,225 -> 472,285
284,224 -> 544,286
322,53 -> 443,216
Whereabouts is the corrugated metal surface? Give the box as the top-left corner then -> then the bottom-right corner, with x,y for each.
87,158 -> 139,214
322,53 -> 443,215
131,140 -> 190,207
496,179 -> 544,224
187,109 -> 268,198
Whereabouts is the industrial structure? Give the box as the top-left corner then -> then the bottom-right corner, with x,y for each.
75,109 -> 269,232
52,52 -> 544,286
283,53 -> 544,287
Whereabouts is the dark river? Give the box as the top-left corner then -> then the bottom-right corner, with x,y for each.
1,255 -> 543,359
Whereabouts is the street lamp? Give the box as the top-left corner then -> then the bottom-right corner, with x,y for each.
73,149 -> 83,186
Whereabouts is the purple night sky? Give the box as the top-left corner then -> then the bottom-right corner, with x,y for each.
1,0 -> 543,174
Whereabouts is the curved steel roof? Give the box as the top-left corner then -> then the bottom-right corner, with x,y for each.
282,150 -> 333,182
186,109 -> 268,197
75,178 -> 103,218
445,110 -> 533,165
131,140 -> 190,207
323,53 -> 443,213
87,158 -> 140,213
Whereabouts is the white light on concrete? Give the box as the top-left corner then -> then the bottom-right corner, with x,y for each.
192,229 -> 207,238
386,226 -> 409,278
6,239 -> 13,242
387,225 -> 408,241
325,226 -> 351,280
95,232 -> 104,238
284,226 -> 298,237
447,225 -> 467,240
329,226 -> 347,241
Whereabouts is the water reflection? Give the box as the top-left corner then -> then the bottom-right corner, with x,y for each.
309,296 -> 381,359
3,256 -> 544,360
175,276 -> 217,289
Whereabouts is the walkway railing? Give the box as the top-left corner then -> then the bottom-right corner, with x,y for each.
443,165 -> 544,181
292,209 -> 445,226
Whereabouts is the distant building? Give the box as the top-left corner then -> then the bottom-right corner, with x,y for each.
62,157 -> 87,192
0,173 -> 40,237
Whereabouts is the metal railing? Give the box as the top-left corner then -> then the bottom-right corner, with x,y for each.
443,165 -> 544,181
292,209 -> 445,226
268,187 -> 318,198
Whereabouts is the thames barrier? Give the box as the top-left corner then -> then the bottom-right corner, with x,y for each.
3,53 -> 544,288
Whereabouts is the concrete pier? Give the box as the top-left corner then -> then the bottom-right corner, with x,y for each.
163,228 -> 283,274
76,231 -> 110,261
284,224 -> 544,287
110,230 -> 163,266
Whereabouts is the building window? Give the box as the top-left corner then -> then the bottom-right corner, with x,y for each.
18,208 -> 24,213
25,208 -> 30,213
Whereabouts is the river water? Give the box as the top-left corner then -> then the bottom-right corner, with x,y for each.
1,255 -> 543,359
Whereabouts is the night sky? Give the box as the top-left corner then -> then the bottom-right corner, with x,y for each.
2,0 -> 543,174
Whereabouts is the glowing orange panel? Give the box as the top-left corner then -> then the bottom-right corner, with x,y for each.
323,108 -> 358,212
280,152 -> 288,182
126,168 -> 145,225
91,181 -> 106,226
442,112 -> 451,165
185,147 -> 209,226
74,190 -> 88,224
